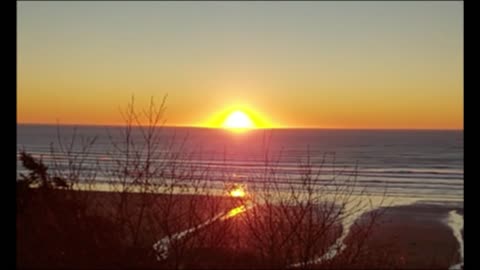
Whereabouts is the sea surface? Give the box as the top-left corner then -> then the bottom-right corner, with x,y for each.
17,124 -> 463,203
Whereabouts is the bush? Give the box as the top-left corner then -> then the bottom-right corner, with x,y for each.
17,96 -> 392,269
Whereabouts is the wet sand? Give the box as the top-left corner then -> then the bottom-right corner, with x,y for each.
17,188 -> 463,269
350,202 -> 464,269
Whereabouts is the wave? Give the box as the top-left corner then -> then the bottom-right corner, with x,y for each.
445,210 -> 464,270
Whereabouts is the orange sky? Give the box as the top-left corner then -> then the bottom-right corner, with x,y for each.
17,2 -> 463,130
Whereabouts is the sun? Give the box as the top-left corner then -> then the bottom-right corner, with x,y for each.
222,110 -> 255,130
203,105 -> 276,129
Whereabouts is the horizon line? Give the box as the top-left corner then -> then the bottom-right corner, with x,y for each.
17,122 -> 463,132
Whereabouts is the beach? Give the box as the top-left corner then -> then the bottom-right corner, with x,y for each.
17,188 -> 463,269
351,203 -> 463,269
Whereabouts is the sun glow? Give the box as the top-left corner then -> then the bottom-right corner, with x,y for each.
222,111 -> 255,130
202,104 -> 277,129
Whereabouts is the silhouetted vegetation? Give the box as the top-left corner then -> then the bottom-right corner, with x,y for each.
17,96 -> 454,269
18,151 -> 68,189
17,151 -> 125,268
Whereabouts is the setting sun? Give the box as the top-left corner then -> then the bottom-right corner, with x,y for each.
203,105 -> 276,129
222,111 -> 255,130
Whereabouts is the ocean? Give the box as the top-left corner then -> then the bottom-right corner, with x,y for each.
16,124 -> 463,203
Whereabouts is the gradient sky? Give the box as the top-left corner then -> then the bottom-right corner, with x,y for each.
17,1 -> 463,129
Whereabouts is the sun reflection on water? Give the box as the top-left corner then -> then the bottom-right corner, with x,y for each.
229,187 -> 246,198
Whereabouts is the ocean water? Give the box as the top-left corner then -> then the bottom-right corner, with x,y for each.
16,124 -> 463,203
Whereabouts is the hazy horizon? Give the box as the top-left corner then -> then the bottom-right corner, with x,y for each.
16,122 -> 463,131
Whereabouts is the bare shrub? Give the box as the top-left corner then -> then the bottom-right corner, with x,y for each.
17,96 -> 390,269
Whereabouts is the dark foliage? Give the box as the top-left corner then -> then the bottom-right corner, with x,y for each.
18,150 -> 69,189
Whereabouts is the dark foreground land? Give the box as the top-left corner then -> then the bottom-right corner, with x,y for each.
16,188 -> 462,269
359,203 -> 463,269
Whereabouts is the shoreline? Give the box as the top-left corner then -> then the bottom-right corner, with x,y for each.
352,202 -> 464,269
17,188 -> 463,269
23,181 -> 464,207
